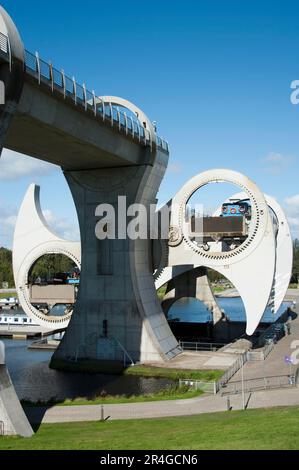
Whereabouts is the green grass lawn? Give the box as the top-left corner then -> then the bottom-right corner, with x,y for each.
21,385 -> 204,407
124,365 -> 223,381
211,285 -> 230,293
0,291 -> 17,299
1,407 -> 299,450
157,285 -> 167,300
51,358 -> 223,381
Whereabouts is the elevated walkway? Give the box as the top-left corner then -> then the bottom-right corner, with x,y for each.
0,5 -> 179,366
0,31 -> 168,170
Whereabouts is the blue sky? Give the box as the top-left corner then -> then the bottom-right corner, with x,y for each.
1,0 -> 299,246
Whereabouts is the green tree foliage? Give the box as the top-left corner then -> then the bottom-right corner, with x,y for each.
1,241 -> 299,288
0,248 -> 76,287
291,239 -> 299,283
29,254 -> 76,282
0,247 -> 14,287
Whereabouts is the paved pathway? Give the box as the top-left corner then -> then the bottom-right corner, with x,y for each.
229,290 -> 299,384
25,386 -> 299,424
24,289 -> 299,425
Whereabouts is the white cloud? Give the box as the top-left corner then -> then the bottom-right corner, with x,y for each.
0,149 -> 58,181
0,202 -> 18,248
261,152 -> 293,175
43,209 -> 80,242
285,194 -> 299,209
167,162 -> 183,174
0,203 -> 79,249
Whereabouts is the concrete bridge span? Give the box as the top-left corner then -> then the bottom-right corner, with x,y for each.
2,5 -> 292,368
1,5 -> 180,365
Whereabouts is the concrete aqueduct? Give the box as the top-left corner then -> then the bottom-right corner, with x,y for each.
0,6 -> 293,368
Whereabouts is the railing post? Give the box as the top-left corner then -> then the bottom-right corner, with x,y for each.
109,102 -> 113,126
61,69 -> 66,99
7,35 -> 12,72
49,61 -> 54,92
35,52 -> 41,85
148,128 -> 152,151
130,116 -> 134,137
83,83 -> 87,111
72,77 -> 77,105
92,90 -> 97,116
102,101 -> 106,121
117,107 -> 121,131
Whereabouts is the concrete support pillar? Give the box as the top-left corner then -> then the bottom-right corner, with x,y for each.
51,153 -> 181,367
162,267 -> 222,324
0,6 -> 25,151
0,341 -> 33,437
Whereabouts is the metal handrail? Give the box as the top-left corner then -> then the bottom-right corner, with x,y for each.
179,340 -> 226,352
179,379 -> 217,395
0,32 -> 168,153
221,371 -> 298,395
215,352 -> 247,392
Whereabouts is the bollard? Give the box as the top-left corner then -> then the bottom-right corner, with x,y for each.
226,397 -> 231,411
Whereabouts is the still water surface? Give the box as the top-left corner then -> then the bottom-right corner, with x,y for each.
3,339 -> 173,402
168,297 -> 291,323
2,297 -> 291,401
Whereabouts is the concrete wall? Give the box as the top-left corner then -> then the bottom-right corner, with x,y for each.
0,342 -> 33,437
5,81 -> 151,169
162,267 -> 223,324
30,284 -> 76,304
51,150 -> 181,365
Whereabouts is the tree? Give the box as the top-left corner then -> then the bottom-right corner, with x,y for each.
0,247 -> 14,287
0,248 -> 76,287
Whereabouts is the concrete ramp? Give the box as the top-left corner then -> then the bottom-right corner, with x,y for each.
0,342 -> 33,437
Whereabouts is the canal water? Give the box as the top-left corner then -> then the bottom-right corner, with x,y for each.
1,297 -> 292,402
2,339 -> 173,402
168,297 -> 292,323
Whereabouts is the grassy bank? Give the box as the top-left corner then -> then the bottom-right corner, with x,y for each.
0,291 -> 17,299
50,358 -> 223,381
21,385 -> 203,407
157,285 -> 167,300
211,285 -> 230,293
125,365 -> 223,381
1,406 -> 299,449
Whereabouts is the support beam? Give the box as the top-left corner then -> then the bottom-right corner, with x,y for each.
51,153 -> 181,366
0,341 -> 33,437
162,267 -> 222,324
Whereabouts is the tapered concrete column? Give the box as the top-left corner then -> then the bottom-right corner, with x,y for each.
51,151 -> 181,366
162,267 -> 222,324
0,342 -> 33,437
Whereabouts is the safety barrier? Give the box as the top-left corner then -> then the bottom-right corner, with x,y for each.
179,379 -> 217,395
215,353 -> 247,393
179,340 -> 226,352
0,32 -> 168,153
221,369 -> 299,396
246,340 -> 274,361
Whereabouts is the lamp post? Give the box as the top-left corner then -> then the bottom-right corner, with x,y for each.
241,353 -> 246,410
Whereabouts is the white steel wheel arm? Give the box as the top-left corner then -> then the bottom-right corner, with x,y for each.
13,184 -> 81,329
159,169 -> 276,336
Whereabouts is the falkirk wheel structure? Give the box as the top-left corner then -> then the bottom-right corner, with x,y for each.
13,168 -> 293,361
0,5 -> 293,366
